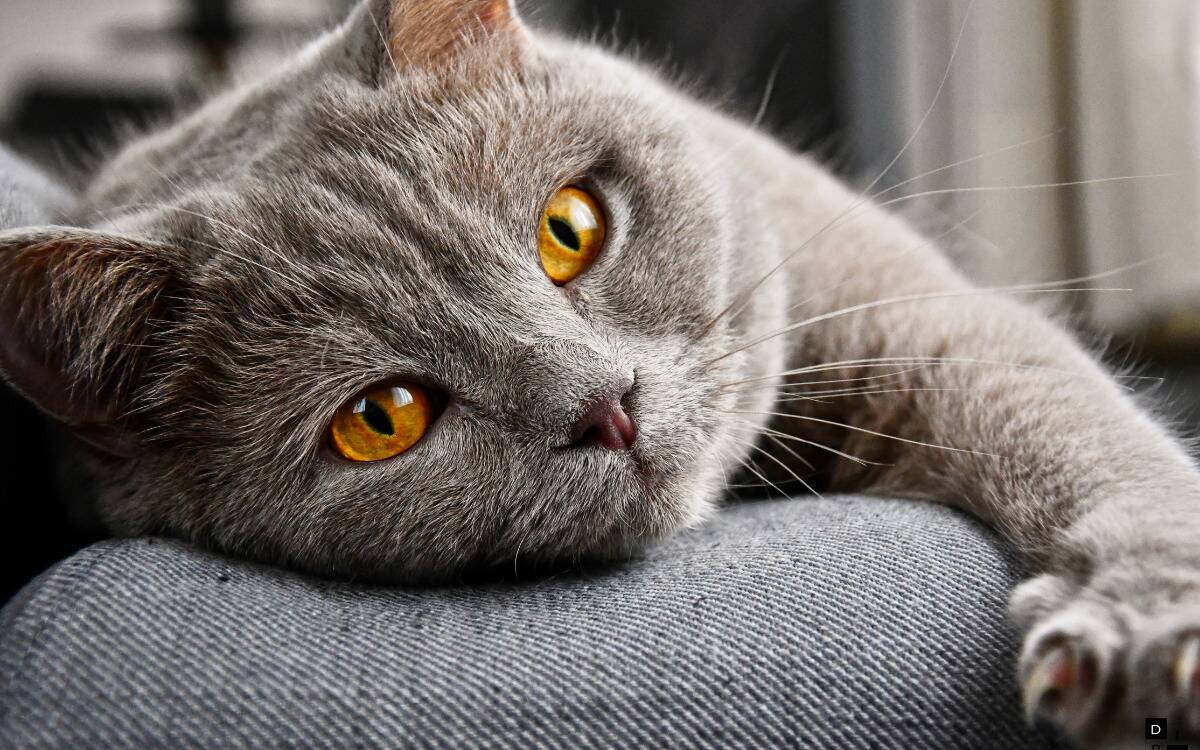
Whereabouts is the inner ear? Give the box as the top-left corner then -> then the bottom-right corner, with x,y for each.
0,226 -> 177,455
342,0 -> 530,80
388,0 -> 528,66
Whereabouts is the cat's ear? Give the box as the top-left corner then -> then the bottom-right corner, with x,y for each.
341,0 -> 530,79
0,226 -> 176,455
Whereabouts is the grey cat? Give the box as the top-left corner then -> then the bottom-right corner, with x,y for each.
1,0 -> 1197,744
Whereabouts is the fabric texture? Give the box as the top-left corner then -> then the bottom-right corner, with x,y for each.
0,496 -> 1065,749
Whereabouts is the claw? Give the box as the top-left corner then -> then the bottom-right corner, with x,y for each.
1024,642 -> 1087,725
1175,635 -> 1200,702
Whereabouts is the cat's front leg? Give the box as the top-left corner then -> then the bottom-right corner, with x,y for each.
808,303 -> 1200,745
754,182 -> 1200,744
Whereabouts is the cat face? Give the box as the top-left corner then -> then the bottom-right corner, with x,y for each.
0,0 -> 762,581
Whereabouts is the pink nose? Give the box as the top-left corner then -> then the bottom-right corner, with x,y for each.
569,388 -> 637,451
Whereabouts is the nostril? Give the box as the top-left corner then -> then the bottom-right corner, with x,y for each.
568,383 -> 637,451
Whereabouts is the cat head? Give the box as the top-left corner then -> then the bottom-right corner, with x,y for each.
0,0 -> 767,581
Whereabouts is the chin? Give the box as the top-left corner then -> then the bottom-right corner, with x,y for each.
614,446 -> 724,549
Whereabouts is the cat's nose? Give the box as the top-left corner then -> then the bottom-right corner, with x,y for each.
568,382 -> 637,451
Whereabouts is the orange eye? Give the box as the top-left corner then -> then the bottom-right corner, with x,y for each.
329,382 -> 432,462
539,186 -> 606,285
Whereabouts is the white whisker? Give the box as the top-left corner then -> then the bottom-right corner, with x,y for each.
786,211 -> 980,314
174,235 -> 315,292
719,356 -> 1107,389
722,367 -> 926,395
701,51 -> 787,174
765,433 -> 816,472
127,202 -> 326,294
363,3 -> 402,77
726,421 -> 818,472
747,443 -> 822,499
727,409 -> 999,458
710,283 -> 1133,365
873,174 -> 1176,213
730,417 -> 879,467
750,53 -> 786,131
858,0 -> 977,200
775,386 -> 961,403
871,129 -> 1064,203
697,1 -> 976,337
736,455 -> 785,498
705,163 -> 1162,343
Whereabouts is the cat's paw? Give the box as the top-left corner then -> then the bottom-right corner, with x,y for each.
1011,571 -> 1200,745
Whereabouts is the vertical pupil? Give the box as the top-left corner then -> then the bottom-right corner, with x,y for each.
549,217 -> 581,251
361,399 -> 395,436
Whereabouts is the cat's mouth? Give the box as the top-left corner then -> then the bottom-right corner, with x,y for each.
567,418 -> 666,489
622,419 -> 704,498
624,444 -> 663,489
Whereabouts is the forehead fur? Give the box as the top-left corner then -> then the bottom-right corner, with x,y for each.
86,35 -> 729,327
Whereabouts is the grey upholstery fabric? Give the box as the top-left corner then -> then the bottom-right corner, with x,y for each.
1,496 -> 1065,749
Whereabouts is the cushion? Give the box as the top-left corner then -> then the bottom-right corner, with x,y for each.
0,496 -> 1065,748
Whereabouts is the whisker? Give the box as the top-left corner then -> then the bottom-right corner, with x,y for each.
703,164 -> 1163,343
775,386 -> 961,403
726,420 -> 817,472
825,172 -> 1169,284
722,367 -> 926,395
726,409 -> 999,458
730,417 -> 878,467
747,443 -> 822,500
765,433 -> 816,472
792,255 -> 1159,321
709,283 -> 1133,366
719,356 -> 1104,389
697,1 -> 976,339
775,373 -> 929,394
704,167 -> 1163,346
735,455 -> 786,499
873,174 -> 1176,213
726,478 -> 816,491
722,361 -> 937,389
871,128 -> 1065,203
727,353 -> 1157,392
125,202 -> 326,294
363,3 -> 402,77
787,209 -> 982,314
750,52 -> 787,131
857,0 -> 977,200
701,51 -> 788,174
173,235 -> 315,292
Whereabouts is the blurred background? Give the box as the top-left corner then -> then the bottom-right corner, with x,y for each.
2,0 -> 1199,596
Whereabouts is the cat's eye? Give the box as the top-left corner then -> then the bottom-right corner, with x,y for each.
329,382 -> 433,462
539,186 -> 606,285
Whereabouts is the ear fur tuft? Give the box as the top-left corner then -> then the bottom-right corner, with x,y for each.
0,227 -> 176,449
340,0 -> 529,80
387,0 -> 527,66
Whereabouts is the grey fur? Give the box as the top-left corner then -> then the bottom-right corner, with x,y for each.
0,0 -> 1197,744
0,148 -> 72,230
